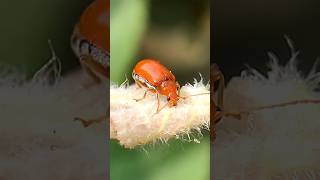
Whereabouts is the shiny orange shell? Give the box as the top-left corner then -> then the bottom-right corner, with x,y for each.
133,59 -> 176,87
78,0 -> 109,52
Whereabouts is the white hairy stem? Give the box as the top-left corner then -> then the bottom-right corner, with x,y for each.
110,80 -> 210,149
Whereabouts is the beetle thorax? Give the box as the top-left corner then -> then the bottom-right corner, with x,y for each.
159,80 -> 178,106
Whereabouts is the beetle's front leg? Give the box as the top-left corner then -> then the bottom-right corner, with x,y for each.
156,93 -> 160,112
79,55 -> 109,88
134,89 -> 153,102
134,80 -> 144,88
211,111 -> 223,141
80,57 -> 101,84
154,92 -> 168,114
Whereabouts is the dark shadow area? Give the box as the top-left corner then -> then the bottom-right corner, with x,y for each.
211,0 -> 320,179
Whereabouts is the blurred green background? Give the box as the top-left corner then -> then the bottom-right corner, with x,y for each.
111,0 -> 210,180
0,0 -> 94,77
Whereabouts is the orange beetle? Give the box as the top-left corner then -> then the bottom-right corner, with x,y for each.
71,0 -> 109,82
133,59 -> 208,113
72,0 -> 109,127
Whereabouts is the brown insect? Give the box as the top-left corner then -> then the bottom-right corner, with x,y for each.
210,63 -> 320,143
210,64 -> 225,141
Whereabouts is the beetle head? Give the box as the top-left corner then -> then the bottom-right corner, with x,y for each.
159,80 -> 179,106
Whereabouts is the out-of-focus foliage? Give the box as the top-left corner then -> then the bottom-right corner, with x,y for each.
0,0 -> 93,77
110,137 -> 210,180
110,0 -> 149,84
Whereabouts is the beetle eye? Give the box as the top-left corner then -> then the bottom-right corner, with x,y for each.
176,82 -> 180,91
167,97 -> 170,101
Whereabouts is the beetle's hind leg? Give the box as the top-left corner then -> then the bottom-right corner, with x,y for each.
210,64 -> 225,142
74,115 -> 106,127
211,110 -> 223,141
211,64 -> 225,111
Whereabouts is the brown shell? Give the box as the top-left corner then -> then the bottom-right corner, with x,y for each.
133,59 -> 176,87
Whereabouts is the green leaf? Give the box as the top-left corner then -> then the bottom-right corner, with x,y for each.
110,0 -> 149,84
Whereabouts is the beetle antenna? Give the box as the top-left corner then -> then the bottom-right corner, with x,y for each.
251,99 -> 320,111
224,99 -> 320,120
158,103 -> 169,112
179,92 -> 210,100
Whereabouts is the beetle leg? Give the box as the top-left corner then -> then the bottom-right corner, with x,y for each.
79,55 -> 109,88
154,92 -> 172,114
224,111 -> 249,120
217,74 -> 225,109
211,111 -> 223,142
155,93 -> 166,114
79,55 -> 102,88
134,80 -> 144,88
134,89 -> 152,102
156,93 -> 160,112
81,60 -> 101,83
210,64 -> 225,142
74,115 -> 106,127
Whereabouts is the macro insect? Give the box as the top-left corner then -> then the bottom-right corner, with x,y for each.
210,64 -> 224,141
132,59 -> 209,113
71,0 -> 109,84
210,63 -> 320,143
71,0 -> 109,127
